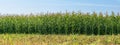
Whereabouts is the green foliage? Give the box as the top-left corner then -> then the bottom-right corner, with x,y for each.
0,12 -> 119,35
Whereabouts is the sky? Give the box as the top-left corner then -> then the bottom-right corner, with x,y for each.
0,0 -> 120,14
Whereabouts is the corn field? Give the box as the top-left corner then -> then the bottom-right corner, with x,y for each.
0,12 -> 120,35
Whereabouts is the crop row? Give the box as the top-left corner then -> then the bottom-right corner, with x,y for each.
0,12 -> 120,35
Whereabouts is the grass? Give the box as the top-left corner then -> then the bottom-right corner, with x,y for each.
0,34 -> 120,45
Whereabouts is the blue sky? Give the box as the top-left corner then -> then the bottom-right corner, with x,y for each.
0,0 -> 120,14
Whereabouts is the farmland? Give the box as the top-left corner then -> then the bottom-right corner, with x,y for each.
0,34 -> 120,45
0,12 -> 120,35
0,12 -> 120,45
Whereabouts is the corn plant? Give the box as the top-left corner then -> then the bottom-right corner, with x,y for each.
0,12 -> 119,35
